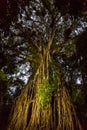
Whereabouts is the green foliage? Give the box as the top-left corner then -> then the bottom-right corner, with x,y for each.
72,87 -> 81,103
38,79 -> 56,108
64,43 -> 76,57
0,70 -> 7,81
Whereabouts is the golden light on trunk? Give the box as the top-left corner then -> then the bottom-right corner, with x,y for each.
8,32 -> 82,130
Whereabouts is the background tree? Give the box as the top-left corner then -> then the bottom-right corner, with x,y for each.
75,28 -> 87,129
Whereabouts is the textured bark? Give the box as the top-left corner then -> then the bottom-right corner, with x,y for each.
8,77 -> 82,130
8,34 -> 82,130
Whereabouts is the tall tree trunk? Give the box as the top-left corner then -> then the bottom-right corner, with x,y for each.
8,34 -> 82,130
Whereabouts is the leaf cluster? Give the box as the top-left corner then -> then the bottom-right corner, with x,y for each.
38,79 -> 56,109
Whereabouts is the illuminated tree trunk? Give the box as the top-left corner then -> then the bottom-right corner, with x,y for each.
8,33 -> 82,130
